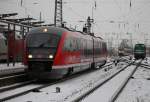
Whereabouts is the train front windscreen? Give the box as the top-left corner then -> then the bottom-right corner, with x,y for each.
134,44 -> 145,53
26,33 -> 60,60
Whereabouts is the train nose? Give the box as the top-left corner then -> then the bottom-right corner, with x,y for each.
28,61 -> 53,71
28,54 -> 54,59
27,48 -> 55,61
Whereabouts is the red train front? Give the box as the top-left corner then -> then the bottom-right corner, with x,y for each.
24,26 -> 107,79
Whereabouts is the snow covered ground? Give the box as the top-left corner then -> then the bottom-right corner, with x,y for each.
0,63 -> 26,70
2,57 -> 150,102
143,57 -> 150,66
0,84 -> 42,100
6,62 -> 127,102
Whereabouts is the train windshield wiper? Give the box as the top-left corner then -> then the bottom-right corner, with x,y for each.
37,41 -> 57,48
38,40 -> 49,47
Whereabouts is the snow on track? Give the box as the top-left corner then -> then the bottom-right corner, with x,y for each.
115,66 -> 150,102
81,65 -> 136,102
7,62 -> 127,102
0,84 -> 42,100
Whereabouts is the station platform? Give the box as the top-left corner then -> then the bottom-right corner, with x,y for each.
0,63 -> 27,76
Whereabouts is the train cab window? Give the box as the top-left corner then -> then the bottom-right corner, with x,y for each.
26,33 -> 60,48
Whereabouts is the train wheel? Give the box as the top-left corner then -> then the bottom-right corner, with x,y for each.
142,56 -> 145,59
103,60 -> 106,65
91,63 -> 96,69
100,60 -> 106,67
134,55 -> 138,59
65,67 -> 73,77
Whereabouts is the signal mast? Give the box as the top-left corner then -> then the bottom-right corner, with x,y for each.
54,0 -> 94,36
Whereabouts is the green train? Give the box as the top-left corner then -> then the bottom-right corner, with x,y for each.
134,44 -> 146,59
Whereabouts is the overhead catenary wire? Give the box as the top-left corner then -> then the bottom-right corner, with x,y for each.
121,0 -> 150,23
63,5 -> 85,20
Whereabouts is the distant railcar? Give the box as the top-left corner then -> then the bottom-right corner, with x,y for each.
134,44 -> 146,59
0,32 -> 23,62
118,50 -> 124,56
23,26 -> 107,79
0,33 -> 7,61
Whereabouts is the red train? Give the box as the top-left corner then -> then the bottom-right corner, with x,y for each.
23,26 -> 107,78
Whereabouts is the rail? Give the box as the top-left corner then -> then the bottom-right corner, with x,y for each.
109,59 -> 142,102
72,60 -> 135,102
0,61 -> 114,101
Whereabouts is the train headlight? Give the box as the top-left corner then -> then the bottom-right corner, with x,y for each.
49,55 -> 53,59
28,54 -> 33,58
43,28 -> 48,32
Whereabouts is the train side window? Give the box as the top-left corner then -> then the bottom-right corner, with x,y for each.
84,39 -> 87,57
90,40 -> 93,56
99,42 -> 101,55
77,38 -> 81,50
63,37 -> 70,51
69,37 -> 78,52
74,38 -> 80,51
64,37 -> 74,52
80,39 -> 83,50
72,38 -> 76,51
75,39 -> 78,51
70,39 -> 73,51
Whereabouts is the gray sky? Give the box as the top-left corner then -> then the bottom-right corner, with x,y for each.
0,0 -> 150,45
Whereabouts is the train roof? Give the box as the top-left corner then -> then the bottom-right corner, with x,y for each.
28,26 -> 105,41
135,44 -> 145,47
29,26 -> 89,36
28,26 -> 67,36
135,43 -> 145,45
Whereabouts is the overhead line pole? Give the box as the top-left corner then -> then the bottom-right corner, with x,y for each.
54,0 -> 63,27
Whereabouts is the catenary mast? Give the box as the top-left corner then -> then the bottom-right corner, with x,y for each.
54,0 -> 63,27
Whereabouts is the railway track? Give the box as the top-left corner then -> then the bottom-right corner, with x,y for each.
0,80 -> 36,93
140,63 -> 150,69
109,60 -> 142,102
0,62 -> 113,91
72,60 -> 137,102
0,62 -> 114,102
0,57 -> 131,101
0,73 -> 28,87
0,64 -> 27,77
